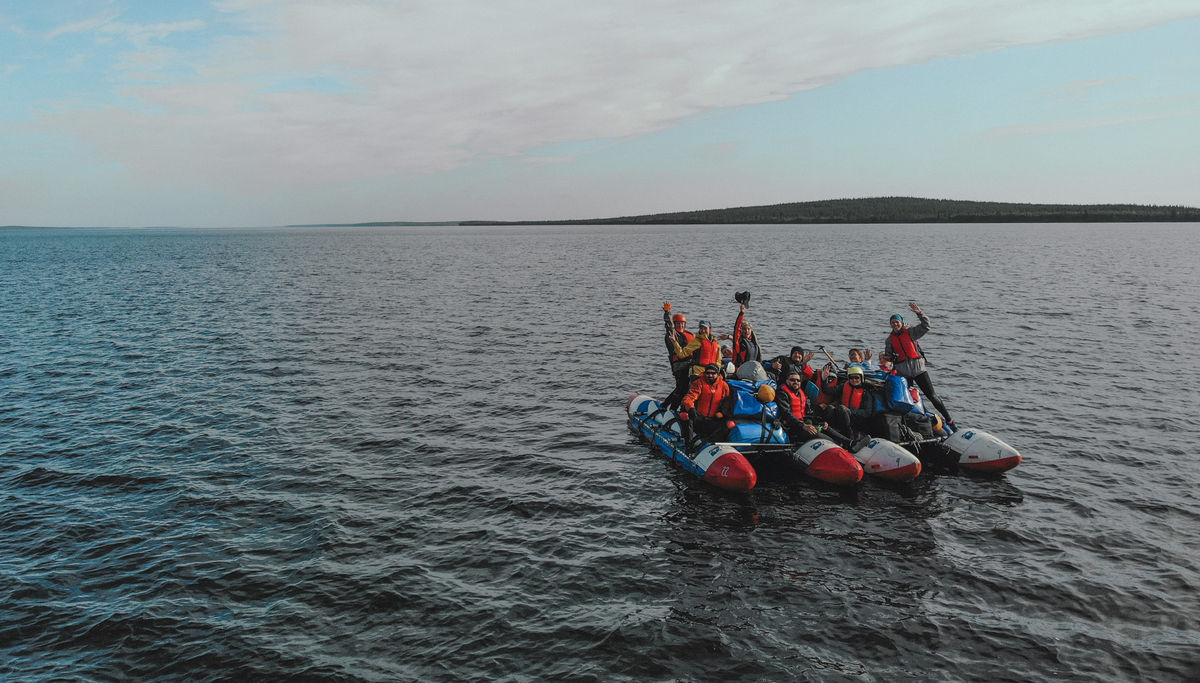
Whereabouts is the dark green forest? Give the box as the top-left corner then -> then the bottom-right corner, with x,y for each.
289,196 -> 1200,227
468,197 -> 1200,225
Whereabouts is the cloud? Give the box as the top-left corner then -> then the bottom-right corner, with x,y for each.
1040,76 -> 1138,105
44,11 -> 123,40
102,20 -> 208,48
37,0 -> 1200,197
982,103 -> 1200,139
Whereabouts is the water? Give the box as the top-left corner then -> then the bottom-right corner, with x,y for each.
2,223 -> 1199,681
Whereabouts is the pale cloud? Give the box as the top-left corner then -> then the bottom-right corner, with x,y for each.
34,0 -> 1200,198
44,11 -> 123,40
101,20 -> 208,47
1041,76 -> 1138,105
981,108 -> 1196,139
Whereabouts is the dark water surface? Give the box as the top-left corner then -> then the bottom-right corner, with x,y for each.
2,223 -> 1199,681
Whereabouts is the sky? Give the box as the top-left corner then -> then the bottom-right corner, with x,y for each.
2,1 -> 1199,227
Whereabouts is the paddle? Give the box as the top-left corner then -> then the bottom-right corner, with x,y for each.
817,345 -> 839,368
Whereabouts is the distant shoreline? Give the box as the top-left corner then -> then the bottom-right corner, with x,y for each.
7,196 -> 1199,229
290,196 -> 1200,227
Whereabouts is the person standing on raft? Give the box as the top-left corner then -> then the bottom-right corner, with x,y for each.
885,301 -> 954,427
669,318 -> 723,379
720,303 -> 762,367
662,302 -> 694,411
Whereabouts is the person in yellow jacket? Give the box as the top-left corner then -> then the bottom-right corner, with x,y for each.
670,319 -> 723,377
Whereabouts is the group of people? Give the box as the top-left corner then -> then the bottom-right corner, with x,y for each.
661,299 -> 954,450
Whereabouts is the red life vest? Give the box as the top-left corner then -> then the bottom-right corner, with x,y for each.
685,377 -> 730,417
669,330 -> 695,361
692,336 -> 722,367
841,384 -> 865,409
780,384 -> 807,420
813,373 -> 838,406
888,328 -> 921,362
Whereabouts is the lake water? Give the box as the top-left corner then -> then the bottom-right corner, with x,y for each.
2,223 -> 1199,681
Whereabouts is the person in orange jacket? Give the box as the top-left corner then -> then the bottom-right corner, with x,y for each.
679,363 -> 732,447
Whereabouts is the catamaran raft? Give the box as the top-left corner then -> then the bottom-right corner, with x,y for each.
627,367 -> 1022,492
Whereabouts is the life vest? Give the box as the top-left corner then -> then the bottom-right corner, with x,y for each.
692,336 -> 722,368
888,328 -> 922,362
668,330 -> 695,361
841,383 -> 865,410
780,383 -> 807,420
685,377 -> 730,417
733,335 -> 759,365
814,373 -> 838,406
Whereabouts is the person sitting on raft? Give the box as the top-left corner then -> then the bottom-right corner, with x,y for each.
679,363 -> 732,447
662,302 -> 694,411
876,351 -> 895,374
845,347 -> 874,372
776,370 -> 855,449
768,346 -> 816,384
670,319 -> 724,379
813,363 -> 842,406
822,365 -> 878,435
885,301 -> 954,427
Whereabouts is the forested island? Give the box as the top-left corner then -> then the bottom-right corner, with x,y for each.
291,197 -> 1200,227
467,197 -> 1200,225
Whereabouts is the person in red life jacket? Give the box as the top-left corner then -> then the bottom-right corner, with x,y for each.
720,303 -> 762,368
885,301 -> 954,426
776,370 -> 855,448
678,363 -> 732,447
662,302 -> 695,411
670,319 -> 723,378
813,363 -> 842,406
822,365 -> 878,435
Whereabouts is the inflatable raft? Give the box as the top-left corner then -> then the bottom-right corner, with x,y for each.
627,392 -> 882,491
627,368 -> 1021,491
626,393 -> 759,491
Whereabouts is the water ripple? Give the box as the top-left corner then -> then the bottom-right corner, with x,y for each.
2,224 -> 1199,681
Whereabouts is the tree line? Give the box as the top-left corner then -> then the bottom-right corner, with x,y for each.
462,196 -> 1200,225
